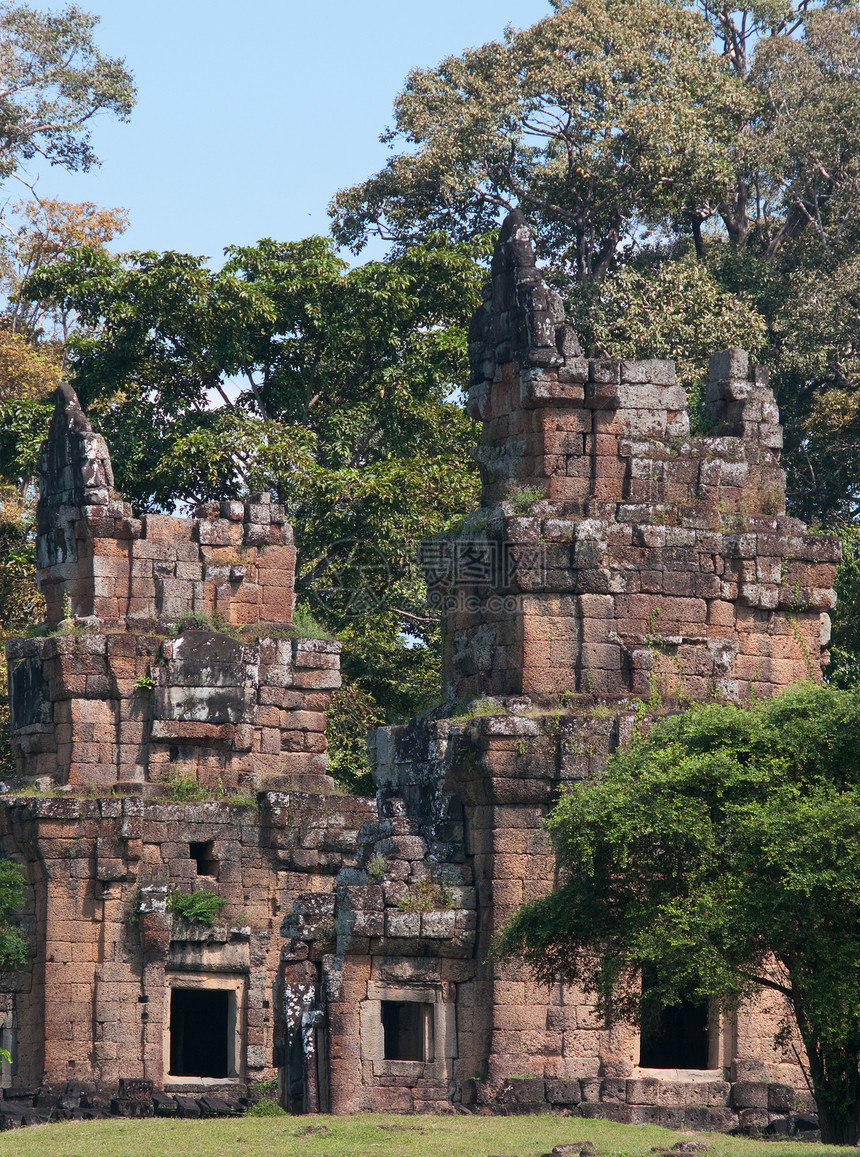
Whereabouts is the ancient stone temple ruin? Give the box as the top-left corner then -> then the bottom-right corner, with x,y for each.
0,211 -> 839,1128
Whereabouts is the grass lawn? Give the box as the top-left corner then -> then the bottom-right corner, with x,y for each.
0,1113 -> 850,1157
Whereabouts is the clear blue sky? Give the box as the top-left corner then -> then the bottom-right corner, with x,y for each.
31,0 -> 551,262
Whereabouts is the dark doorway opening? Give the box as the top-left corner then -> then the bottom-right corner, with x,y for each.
285,1027 -> 304,1113
639,994 -> 710,1069
189,841 -> 217,877
381,1001 -> 434,1062
169,988 -> 230,1077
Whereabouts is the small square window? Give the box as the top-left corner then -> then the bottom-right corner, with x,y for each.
189,841 -> 217,877
381,1000 -> 435,1062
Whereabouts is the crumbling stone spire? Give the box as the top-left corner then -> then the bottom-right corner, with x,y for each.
11,384 -> 337,792
35,382 -> 115,575
468,207 -> 583,384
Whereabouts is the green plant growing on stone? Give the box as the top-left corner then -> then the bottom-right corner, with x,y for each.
397,875 -> 454,912
365,852 -> 386,880
291,602 -> 336,641
55,591 -> 88,636
452,697 -> 503,720
317,917 -> 336,953
249,1075 -> 281,1111
133,671 -> 154,692
164,769 -> 209,803
507,485 -> 544,514
225,790 -> 257,807
642,606 -> 688,707
755,488 -> 782,517
227,907 -> 247,930
173,610 -> 239,638
167,886 -> 227,926
246,1097 -> 286,1117
645,606 -> 662,647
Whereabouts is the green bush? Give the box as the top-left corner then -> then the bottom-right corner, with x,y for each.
164,770 -> 210,802
166,887 -> 227,926
246,1097 -> 286,1117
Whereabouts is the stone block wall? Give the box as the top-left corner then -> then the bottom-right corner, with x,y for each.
428,212 -> 837,707
36,385 -> 294,631
0,380 -> 372,1101
0,791 -> 374,1091
6,630 -> 339,792
280,717 -> 477,1113
304,211 -> 839,1123
6,384 -> 339,794
1,212 -> 844,1127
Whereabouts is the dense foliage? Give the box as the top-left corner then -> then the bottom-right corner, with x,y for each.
0,859 -> 27,967
23,234 -> 485,788
496,684 -> 860,1144
0,0 -> 134,773
331,0 -> 860,525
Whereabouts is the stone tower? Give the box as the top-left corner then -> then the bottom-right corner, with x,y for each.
305,210 -> 839,1121
9,380 -> 333,793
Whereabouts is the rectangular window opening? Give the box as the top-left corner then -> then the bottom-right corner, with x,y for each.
639,981 -> 710,1069
169,987 -> 233,1078
189,840 -> 218,877
381,1000 -> 435,1062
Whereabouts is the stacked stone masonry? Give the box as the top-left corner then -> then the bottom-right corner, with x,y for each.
0,790 -> 374,1094
0,211 -> 840,1130
0,381 -> 373,1104
10,381 -> 336,795
305,211 -> 838,1122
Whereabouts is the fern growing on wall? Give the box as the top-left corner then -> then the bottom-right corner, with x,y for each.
166,887 -> 227,926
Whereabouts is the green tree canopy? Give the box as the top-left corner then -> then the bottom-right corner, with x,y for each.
496,684 -> 860,1145
0,2 -> 135,182
330,0 -> 860,527
23,234 -> 486,788
331,0 -> 860,275
331,0 -> 743,282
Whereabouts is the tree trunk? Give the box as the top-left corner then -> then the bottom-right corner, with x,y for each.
814,1075 -> 860,1147
719,180 -> 749,249
575,224 -> 588,285
691,215 -> 704,260
796,1012 -> 860,1145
